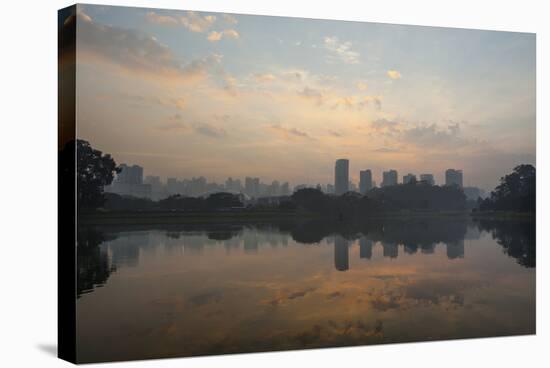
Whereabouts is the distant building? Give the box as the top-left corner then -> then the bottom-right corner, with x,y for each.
281,182 -> 290,196
445,169 -> 463,188
349,180 -> 358,193
359,169 -> 373,194
225,177 -> 243,192
245,177 -> 260,198
419,173 -> 435,185
105,163 -> 151,198
382,170 -> 398,187
334,159 -> 349,195
144,175 -> 164,200
403,173 -> 417,184
117,164 -> 143,185
166,177 -> 178,194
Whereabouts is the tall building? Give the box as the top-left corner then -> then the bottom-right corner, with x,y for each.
117,164 -> 144,184
334,159 -> 349,195
382,170 -> 398,187
105,163 -> 151,198
403,173 -> 417,184
445,169 -> 463,188
281,182 -> 290,196
245,177 -> 260,197
359,169 -> 373,194
419,173 -> 435,185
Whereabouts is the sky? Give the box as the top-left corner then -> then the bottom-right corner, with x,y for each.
72,4 -> 536,191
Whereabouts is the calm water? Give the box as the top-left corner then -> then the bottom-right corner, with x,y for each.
76,217 -> 535,363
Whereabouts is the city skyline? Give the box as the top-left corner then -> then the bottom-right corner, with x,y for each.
108,158 -> 482,200
75,5 -> 535,193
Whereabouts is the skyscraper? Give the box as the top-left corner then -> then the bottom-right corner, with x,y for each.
420,173 -> 435,185
445,169 -> 463,188
359,169 -> 373,194
334,159 -> 349,195
382,170 -> 398,187
403,173 -> 417,184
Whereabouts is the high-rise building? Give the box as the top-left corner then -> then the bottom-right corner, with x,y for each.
334,159 -> 349,195
419,173 -> 435,185
105,163 -> 151,198
359,169 -> 373,194
245,177 -> 260,197
117,164 -> 144,185
403,173 -> 417,184
445,169 -> 463,188
281,182 -> 290,196
382,170 -> 398,187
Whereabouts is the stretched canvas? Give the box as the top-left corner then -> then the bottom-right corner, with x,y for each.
58,3 -> 536,364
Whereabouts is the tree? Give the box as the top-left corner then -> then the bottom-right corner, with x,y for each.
480,164 -> 535,212
62,140 -> 119,209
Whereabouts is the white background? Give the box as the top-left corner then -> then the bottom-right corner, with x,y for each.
0,0 -> 548,366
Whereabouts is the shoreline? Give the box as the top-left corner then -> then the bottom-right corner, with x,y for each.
78,209 -> 534,226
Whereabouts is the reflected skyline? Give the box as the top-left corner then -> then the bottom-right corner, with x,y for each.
76,217 -> 535,362
77,217 -> 534,298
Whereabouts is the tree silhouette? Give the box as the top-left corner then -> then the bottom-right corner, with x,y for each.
61,140 -> 119,209
479,164 -> 535,212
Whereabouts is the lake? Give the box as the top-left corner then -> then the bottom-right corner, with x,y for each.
76,216 -> 535,363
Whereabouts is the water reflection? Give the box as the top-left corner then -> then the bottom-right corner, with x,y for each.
77,217 -> 535,296
76,217 -> 535,362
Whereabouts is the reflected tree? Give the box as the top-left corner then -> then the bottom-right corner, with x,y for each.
475,219 -> 535,267
77,227 -> 116,298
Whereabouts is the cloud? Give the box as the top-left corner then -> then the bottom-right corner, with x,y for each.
280,69 -> 305,82
180,11 -> 216,32
156,119 -> 227,138
401,123 -> 468,148
76,10 -> 221,83
222,14 -> 238,25
145,11 -> 179,25
372,147 -> 400,153
156,121 -> 190,133
146,10 -> 217,33
207,29 -> 240,42
269,125 -> 312,140
356,81 -> 369,91
371,118 -> 399,132
105,93 -> 187,111
328,130 -> 343,137
195,123 -> 227,138
387,70 -> 402,80
253,73 -> 276,83
368,119 -> 474,150
324,36 -> 360,64
298,87 -> 324,105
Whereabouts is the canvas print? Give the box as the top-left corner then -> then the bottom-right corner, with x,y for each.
58,4 -> 536,364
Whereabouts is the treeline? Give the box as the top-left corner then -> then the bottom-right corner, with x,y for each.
290,183 -> 466,218
99,182 -> 467,217
103,192 -> 245,212
477,164 -> 535,213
